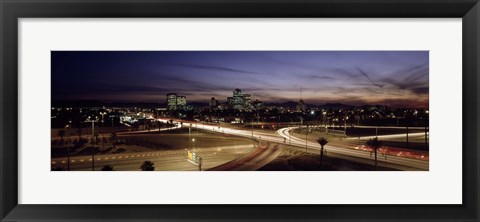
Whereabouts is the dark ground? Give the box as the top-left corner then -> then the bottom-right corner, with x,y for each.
259,153 -> 397,171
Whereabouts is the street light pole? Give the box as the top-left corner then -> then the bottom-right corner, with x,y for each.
406,125 -> 409,149
189,123 -> 192,146
66,139 -> 70,171
425,125 -> 428,149
251,118 -> 254,139
289,117 -> 293,145
322,111 -> 326,128
192,138 -> 195,151
289,128 -> 291,145
85,117 -> 98,138
85,116 -> 98,171
99,112 -> 106,127
425,110 -> 428,150
305,125 -> 308,153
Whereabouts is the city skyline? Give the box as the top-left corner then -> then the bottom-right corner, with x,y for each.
52,51 -> 429,108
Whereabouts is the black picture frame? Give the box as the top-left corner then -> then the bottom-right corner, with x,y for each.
1,0 -> 479,221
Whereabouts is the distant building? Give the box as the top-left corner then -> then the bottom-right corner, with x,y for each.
176,96 -> 187,110
227,97 -> 233,107
232,89 -> 243,110
230,89 -> 252,110
252,99 -> 263,109
243,93 -> 251,109
296,99 -> 306,112
166,93 -> 187,111
209,97 -> 218,109
167,93 -> 178,110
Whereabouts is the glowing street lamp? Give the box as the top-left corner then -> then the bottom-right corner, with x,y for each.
99,111 -> 107,126
322,111 -> 327,128
85,116 -> 98,171
85,116 -> 98,138
344,117 -> 348,135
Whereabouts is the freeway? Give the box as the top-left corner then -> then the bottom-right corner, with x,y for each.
276,127 -> 428,170
118,124 -> 181,135
346,125 -> 426,130
53,118 -> 428,171
172,120 -> 428,171
234,144 -> 281,170
346,132 -> 428,140
52,144 -> 254,171
209,143 -> 282,171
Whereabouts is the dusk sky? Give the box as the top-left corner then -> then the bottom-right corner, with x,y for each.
52,51 -> 429,108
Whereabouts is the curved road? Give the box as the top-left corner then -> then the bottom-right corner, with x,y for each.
56,119 -> 428,171
181,121 -> 428,171
276,127 -> 428,171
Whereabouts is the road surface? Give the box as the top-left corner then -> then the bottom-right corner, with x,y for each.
209,143 -> 282,171
276,127 -> 428,170
52,119 -> 429,171
180,121 -> 428,171
52,144 -> 254,171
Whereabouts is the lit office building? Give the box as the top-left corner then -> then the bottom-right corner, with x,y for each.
229,89 -> 252,111
243,93 -> 251,109
232,89 -> 244,110
167,93 -> 178,110
176,96 -> 187,110
166,93 -> 187,111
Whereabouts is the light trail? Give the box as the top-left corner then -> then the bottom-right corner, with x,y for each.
276,127 -> 428,170
110,118 -> 428,171
172,120 -> 428,170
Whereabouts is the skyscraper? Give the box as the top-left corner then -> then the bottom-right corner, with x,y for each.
232,89 -> 243,110
166,93 -> 187,111
167,93 -> 177,110
176,96 -> 187,110
230,89 -> 252,110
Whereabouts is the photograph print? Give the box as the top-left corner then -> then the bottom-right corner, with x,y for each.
51,51 -> 429,171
